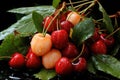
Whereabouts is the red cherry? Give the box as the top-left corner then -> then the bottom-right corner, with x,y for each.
61,42 -> 79,58
9,52 -> 25,68
26,52 -> 41,69
42,16 -> 57,33
72,57 -> 86,72
60,11 -> 72,22
55,57 -> 73,75
51,30 -> 69,49
91,28 -> 100,41
60,20 -> 74,33
91,40 -> 107,54
100,33 -> 114,46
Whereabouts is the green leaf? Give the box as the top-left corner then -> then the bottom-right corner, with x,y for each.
92,54 -> 120,79
52,0 -> 61,8
87,57 -> 97,74
0,14 -> 36,40
98,2 -> 114,33
0,33 -> 30,58
32,11 -> 43,33
72,18 -> 95,46
8,6 -> 55,17
34,68 -> 56,80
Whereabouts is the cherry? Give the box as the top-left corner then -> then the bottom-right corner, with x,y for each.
72,57 -> 86,72
26,52 -> 41,69
9,52 -> 25,68
51,30 -> 69,49
91,40 -> 107,54
91,28 -> 100,41
100,33 -> 115,46
30,33 -> 52,56
60,10 -> 72,22
60,20 -> 74,33
67,11 -> 81,26
55,57 -> 73,75
42,16 -> 57,33
61,42 -> 79,58
42,49 -> 62,69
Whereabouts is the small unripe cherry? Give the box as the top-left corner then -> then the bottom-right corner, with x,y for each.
67,11 -> 81,26
42,49 -> 62,69
30,33 -> 52,56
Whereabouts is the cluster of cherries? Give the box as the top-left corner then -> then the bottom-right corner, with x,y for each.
90,28 -> 115,55
9,48 -> 41,70
8,5 -> 115,76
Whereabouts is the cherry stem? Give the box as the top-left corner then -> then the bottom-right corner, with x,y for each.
66,0 -> 89,5
105,27 -> 120,39
0,56 -> 11,59
74,1 -> 93,9
79,0 -> 96,14
43,2 -> 66,36
69,0 -> 74,9
72,43 -> 85,62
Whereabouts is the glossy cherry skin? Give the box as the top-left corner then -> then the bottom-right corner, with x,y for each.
91,40 -> 107,54
91,28 -> 100,41
30,33 -> 52,56
67,11 -> 81,26
100,33 -> 115,46
51,30 -> 69,49
61,42 -> 79,58
26,52 -> 41,69
60,10 -> 72,22
42,49 -> 62,69
60,20 -> 74,33
9,52 -> 25,68
42,16 -> 57,33
55,57 -> 73,75
72,57 -> 87,72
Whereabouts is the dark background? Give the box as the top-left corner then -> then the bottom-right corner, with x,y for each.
0,0 -> 119,31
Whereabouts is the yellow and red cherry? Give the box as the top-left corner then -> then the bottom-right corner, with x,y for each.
30,33 -> 52,56
67,11 -> 81,26
42,49 -> 62,69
